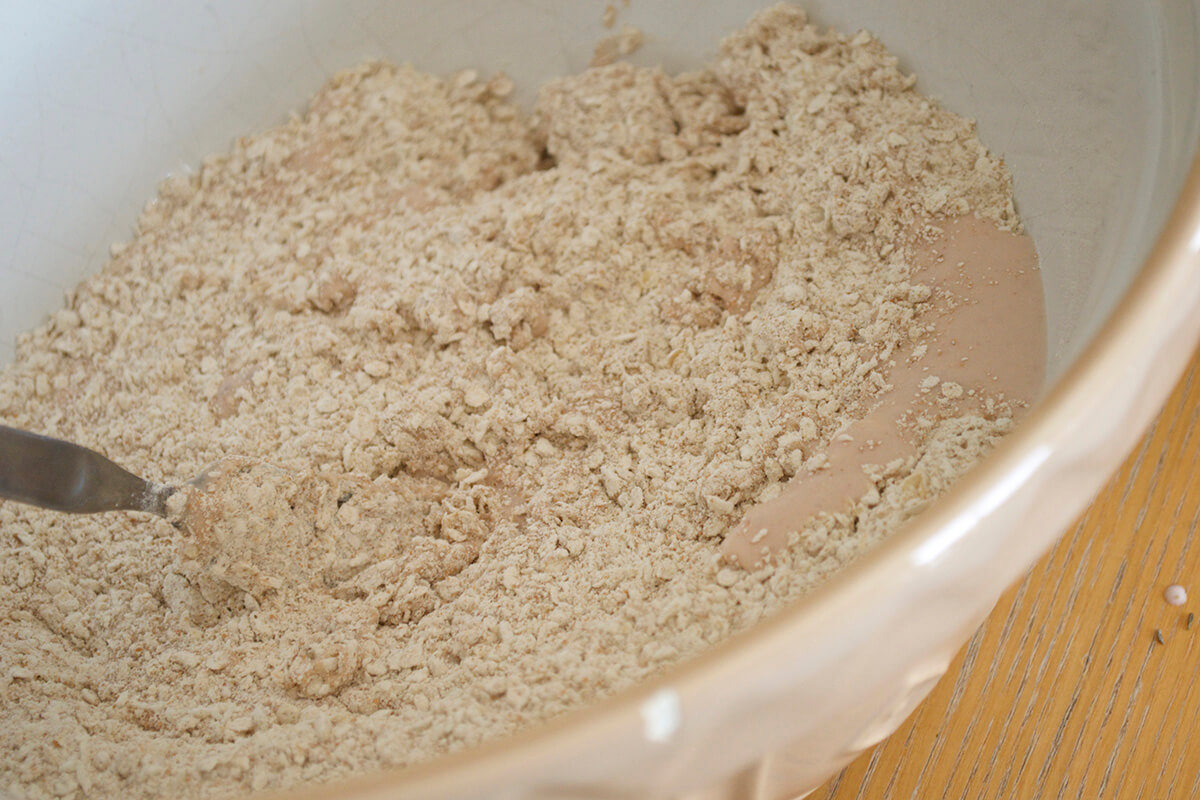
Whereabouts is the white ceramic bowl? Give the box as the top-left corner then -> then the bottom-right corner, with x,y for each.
2,3 -> 1198,798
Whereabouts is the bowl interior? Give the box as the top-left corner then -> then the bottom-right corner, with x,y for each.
2,1 -> 1198,382
1,3 -> 1199,798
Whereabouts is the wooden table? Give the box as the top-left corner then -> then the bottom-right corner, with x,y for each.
815,344 -> 1200,800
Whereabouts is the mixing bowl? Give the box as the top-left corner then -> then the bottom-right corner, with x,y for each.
2,2 -> 1198,798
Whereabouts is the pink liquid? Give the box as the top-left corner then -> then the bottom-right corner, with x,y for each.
723,215 -> 1046,569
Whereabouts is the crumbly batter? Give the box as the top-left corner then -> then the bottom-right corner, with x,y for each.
0,6 -> 1037,799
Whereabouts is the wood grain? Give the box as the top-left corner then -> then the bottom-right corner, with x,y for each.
815,344 -> 1200,800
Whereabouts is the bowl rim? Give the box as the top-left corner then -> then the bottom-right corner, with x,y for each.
274,145 -> 1200,799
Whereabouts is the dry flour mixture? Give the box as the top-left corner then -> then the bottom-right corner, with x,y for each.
0,6 -> 1042,799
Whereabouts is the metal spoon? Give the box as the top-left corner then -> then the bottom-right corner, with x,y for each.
0,424 -> 186,518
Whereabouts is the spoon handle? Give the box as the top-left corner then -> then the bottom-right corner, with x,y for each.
0,424 -> 169,516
